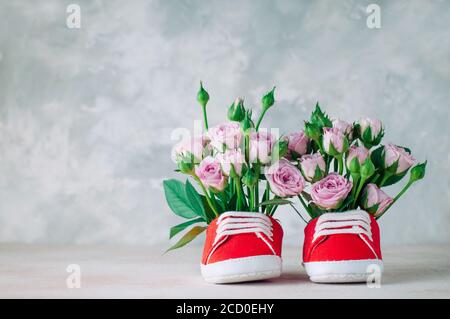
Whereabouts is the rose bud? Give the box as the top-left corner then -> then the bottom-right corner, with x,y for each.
304,121 -> 321,141
197,81 -> 209,108
287,131 -> 310,157
384,143 -> 416,174
216,148 -> 245,177
360,157 -> 376,179
323,127 -> 349,156
265,159 -> 305,197
241,109 -> 254,133
311,173 -> 353,210
195,156 -> 227,192
177,153 -> 195,174
310,103 -> 332,129
261,86 -> 276,111
299,153 -> 326,182
242,167 -> 258,187
346,145 -> 370,170
228,97 -> 245,122
249,131 -> 275,164
361,183 -> 393,217
409,161 -> 427,182
207,121 -> 243,151
358,118 -> 383,147
174,136 -> 206,163
348,156 -> 361,175
333,119 -> 354,141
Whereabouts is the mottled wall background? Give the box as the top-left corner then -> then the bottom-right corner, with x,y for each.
0,0 -> 449,246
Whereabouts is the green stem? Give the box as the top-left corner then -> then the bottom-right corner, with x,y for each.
234,177 -> 243,211
393,180 -> 413,203
379,172 -> 392,187
350,173 -> 360,209
249,186 -> 255,212
218,191 -> 227,209
209,192 -> 222,211
244,134 -> 250,163
376,180 -> 413,220
255,184 -> 259,212
289,204 -> 309,224
194,176 -> 218,217
269,204 -> 278,216
201,105 -> 209,130
254,165 -> 260,212
338,156 -> 344,175
297,195 -> 313,218
353,176 -> 367,207
263,182 -> 270,214
255,109 -> 268,131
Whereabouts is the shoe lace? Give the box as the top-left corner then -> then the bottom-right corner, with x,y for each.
206,212 -> 275,264
313,210 -> 378,259
313,211 -> 372,241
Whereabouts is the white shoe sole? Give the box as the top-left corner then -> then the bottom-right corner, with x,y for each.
201,255 -> 282,284
304,259 -> 383,283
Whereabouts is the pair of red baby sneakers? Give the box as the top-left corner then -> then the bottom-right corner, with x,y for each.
201,210 -> 383,284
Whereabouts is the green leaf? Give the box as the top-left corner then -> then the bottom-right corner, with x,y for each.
169,217 -> 205,239
370,145 -> 384,169
353,124 -> 361,140
308,203 -> 323,219
311,103 -> 332,128
301,191 -> 312,202
200,195 -> 215,222
163,179 -> 197,219
259,198 -> 293,207
327,140 -> 340,157
165,226 -> 207,253
362,126 -> 372,144
382,170 -> 409,186
336,194 -> 355,212
385,159 -> 399,175
225,193 -> 237,211
185,179 -> 207,220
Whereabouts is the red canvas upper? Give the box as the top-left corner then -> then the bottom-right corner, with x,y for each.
202,212 -> 283,265
303,210 -> 382,263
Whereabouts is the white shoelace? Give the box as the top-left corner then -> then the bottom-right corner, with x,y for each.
313,210 -> 378,259
206,212 -> 275,264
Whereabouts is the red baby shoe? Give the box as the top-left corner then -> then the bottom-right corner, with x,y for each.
201,211 -> 283,284
303,210 -> 383,283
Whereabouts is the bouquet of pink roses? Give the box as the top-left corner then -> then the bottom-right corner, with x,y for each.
163,83 -> 426,253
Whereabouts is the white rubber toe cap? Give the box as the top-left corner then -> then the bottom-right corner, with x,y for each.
304,259 -> 383,283
201,255 -> 282,284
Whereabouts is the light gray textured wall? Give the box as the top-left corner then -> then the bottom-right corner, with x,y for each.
0,0 -> 449,246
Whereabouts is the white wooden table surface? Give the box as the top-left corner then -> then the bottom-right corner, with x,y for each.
1,244 -> 449,298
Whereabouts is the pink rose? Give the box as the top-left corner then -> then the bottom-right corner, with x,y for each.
265,159 -> 305,197
174,136 -> 206,162
216,149 -> 245,176
195,156 -> 227,191
287,131 -> 309,156
346,145 -> 370,168
359,118 -> 383,140
333,119 -> 353,140
299,153 -> 326,182
311,173 -> 353,210
207,121 -> 242,151
249,131 -> 275,164
323,127 -> 347,154
384,144 -> 416,174
362,183 -> 393,217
